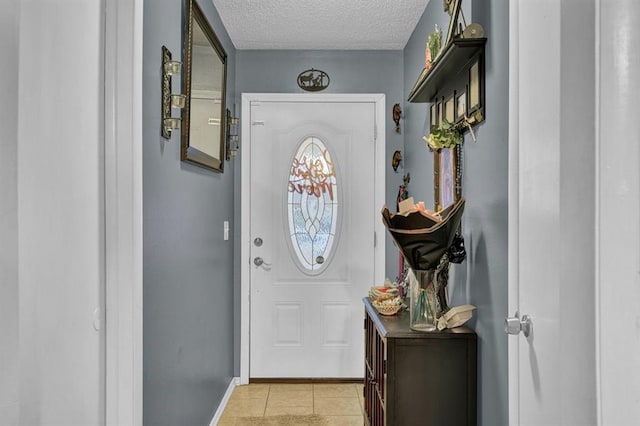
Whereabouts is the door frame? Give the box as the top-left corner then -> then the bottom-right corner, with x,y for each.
104,0 -> 144,424
507,1 -> 520,423
240,93 -> 386,384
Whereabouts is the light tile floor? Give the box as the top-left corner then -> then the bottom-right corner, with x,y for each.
218,383 -> 365,425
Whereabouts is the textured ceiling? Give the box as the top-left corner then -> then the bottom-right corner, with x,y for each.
210,0 -> 429,50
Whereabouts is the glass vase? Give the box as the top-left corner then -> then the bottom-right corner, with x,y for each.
408,269 -> 438,331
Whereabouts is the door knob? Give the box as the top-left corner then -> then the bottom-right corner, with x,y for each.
505,312 -> 532,337
253,257 -> 272,269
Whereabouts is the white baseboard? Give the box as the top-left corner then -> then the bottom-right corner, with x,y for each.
210,377 -> 240,426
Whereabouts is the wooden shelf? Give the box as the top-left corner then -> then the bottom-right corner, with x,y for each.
408,37 -> 487,103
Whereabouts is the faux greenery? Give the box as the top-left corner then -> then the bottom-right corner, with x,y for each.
428,26 -> 442,62
423,119 -> 463,150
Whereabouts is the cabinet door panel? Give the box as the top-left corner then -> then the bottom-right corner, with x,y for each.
394,339 -> 471,425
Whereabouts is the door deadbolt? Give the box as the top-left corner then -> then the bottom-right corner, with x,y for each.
254,237 -> 263,247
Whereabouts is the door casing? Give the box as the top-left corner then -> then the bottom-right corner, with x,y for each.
104,0 -> 144,424
240,93 -> 386,384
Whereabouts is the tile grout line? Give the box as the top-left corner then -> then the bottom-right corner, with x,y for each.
262,384 -> 270,417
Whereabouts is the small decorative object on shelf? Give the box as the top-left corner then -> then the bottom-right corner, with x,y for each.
426,24 -> 442,71
437,304 -> 476,330
463,23 -> 485,39
369,279 -> 403,316
372,298 -> 402,316
368,279 -> 399,300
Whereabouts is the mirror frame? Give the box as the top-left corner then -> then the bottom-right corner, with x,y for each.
181,0 -> 228,173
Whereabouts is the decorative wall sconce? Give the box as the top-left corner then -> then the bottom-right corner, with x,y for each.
225,108 -> 239,160
161,45 -> 186,139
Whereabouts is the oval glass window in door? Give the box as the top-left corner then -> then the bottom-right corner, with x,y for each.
287,136 -> 339,273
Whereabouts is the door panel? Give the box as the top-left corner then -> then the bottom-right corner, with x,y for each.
250,100 -> 375,378
17,1 -> 105,424
509,1 -> 597,424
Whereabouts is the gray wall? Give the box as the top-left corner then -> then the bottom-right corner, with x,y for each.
234,49 -> 405,374
145,0 -> 509,421
143,1 -> 237,424
0,0 -> 19,424
403,1 -> 509,425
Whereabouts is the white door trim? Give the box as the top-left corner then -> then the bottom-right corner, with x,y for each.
595,2 -> 640,423
104,1 -> 144,424
507,1 -> 520,423
240,93 -> 386,384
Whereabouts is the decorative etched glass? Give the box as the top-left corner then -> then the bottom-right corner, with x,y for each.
287,137 -> 338,272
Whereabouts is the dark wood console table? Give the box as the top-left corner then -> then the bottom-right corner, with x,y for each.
363,298 -> 477,425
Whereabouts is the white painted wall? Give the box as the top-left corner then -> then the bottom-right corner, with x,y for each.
596,1 -> 640,423
17,1 -> 105,424
0,0 -> 20,424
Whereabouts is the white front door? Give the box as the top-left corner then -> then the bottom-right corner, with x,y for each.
245,95 -> 382,378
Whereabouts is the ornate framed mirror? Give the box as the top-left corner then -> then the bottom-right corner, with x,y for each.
181,0 -> 227,172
